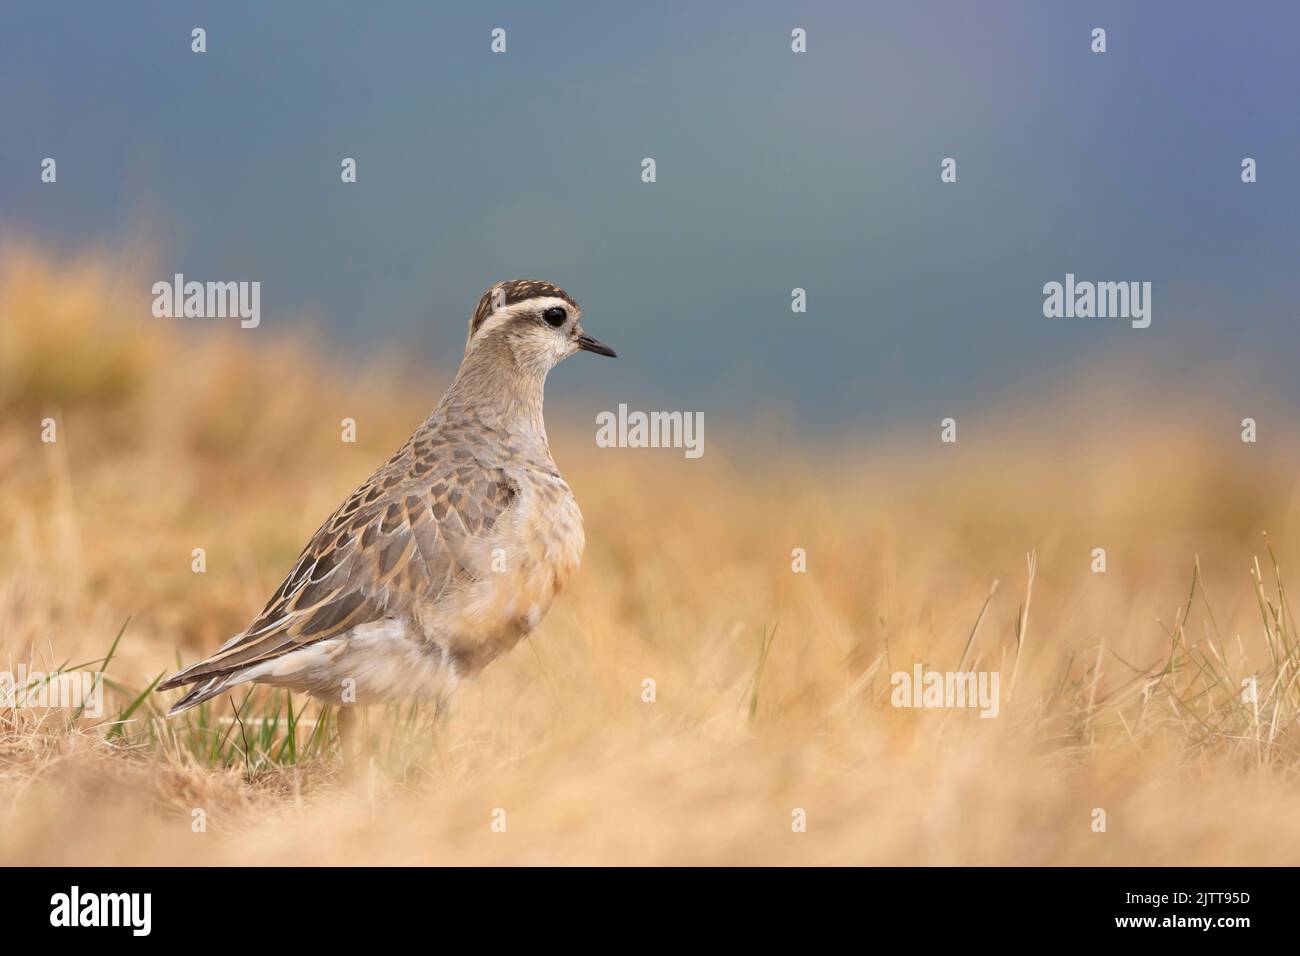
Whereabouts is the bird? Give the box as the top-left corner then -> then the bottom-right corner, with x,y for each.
157,280 -> 615,764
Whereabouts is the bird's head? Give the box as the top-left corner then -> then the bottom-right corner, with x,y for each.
465,280 -> 615,377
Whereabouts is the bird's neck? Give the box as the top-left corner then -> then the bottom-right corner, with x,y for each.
437,337 -> 552,455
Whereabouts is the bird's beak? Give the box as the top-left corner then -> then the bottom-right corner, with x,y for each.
576,331 -> 617,357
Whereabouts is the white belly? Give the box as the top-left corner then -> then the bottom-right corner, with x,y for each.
243,617 -> 459,706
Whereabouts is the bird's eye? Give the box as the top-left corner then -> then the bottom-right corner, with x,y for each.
543,306 -> 567,327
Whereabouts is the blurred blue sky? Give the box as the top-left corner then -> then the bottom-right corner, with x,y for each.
3,1 -> 1298,431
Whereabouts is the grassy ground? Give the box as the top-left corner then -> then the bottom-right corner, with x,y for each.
2,241 -> 1299,865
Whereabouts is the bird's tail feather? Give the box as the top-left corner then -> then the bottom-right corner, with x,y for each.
158,632 -> 256,716
163,672 -> 245,717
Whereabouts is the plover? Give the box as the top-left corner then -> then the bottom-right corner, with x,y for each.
158,280 -> 614,758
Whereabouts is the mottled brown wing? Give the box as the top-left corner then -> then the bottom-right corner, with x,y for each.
158,446 -> 519,691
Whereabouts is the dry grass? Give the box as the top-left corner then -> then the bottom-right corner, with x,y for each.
2,240 -> 1300,865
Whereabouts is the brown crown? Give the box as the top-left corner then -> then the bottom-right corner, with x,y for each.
469,280 -> 577,340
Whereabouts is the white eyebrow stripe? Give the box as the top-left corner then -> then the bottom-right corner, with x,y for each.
466,295 -> 578,354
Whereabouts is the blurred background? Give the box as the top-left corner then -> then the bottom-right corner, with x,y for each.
3,0 -> 1298,432
2,2 -> 1300,866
